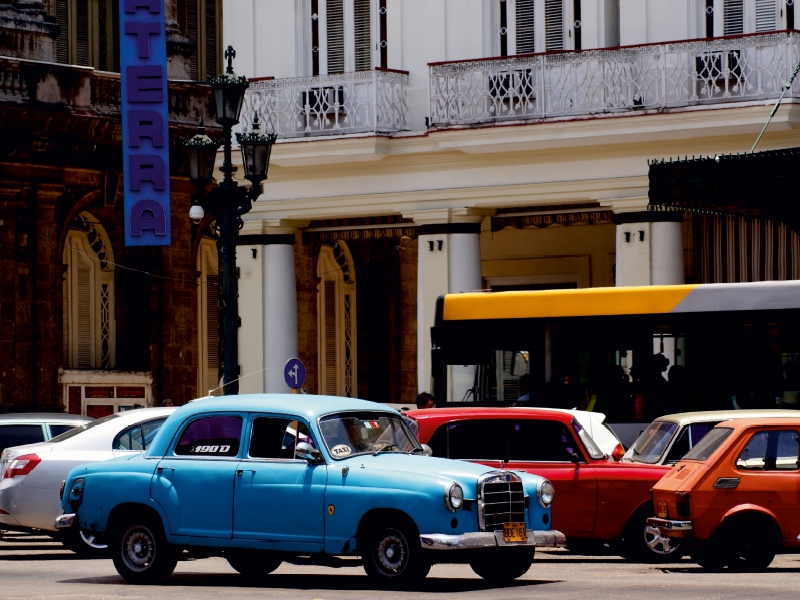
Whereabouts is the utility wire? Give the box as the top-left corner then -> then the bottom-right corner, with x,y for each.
750,59 -> 800,153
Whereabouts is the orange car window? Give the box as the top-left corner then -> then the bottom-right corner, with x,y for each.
736,430 -> 800,471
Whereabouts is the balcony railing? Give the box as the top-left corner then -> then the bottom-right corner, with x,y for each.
241,68 -> 409,138
429,31 -> 800,127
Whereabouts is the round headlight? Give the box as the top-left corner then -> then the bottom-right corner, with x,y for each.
445,483 -> 464,512
537,480 -> 554,508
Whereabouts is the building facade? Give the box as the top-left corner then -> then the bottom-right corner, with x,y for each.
225,0 -> 800,405
0,0 -> 223,413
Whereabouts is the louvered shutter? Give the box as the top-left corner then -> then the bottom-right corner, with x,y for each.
206,274 -> 221,395
205,0 -> 219,77
723,0 -> 744,35
187,0 -> 199,79
76,259 -> 92,368
75,0 -> 90,66
516,0 -> 536,54
323,280 -> 338,394
496,351 -> 521,402
545,0 -> 564,51
63,276 -> 69,366
326,0 -> 345,73
55,0 -> 69,64
755,0 -> 777,32
354,0 -> 371,71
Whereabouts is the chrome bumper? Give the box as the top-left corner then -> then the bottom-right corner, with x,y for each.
646,517 -> 693,533
420,529 -> 566,550
54,513 -> 76,529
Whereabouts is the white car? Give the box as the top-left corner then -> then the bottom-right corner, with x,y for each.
0,407 -> 175,554
534,409 -> 625,460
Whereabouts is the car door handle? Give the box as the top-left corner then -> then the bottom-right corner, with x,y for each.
236,469 -> 256,476
157,467 -> 175,474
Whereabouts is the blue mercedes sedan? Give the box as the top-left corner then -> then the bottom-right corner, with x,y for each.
56,395 -> 564,586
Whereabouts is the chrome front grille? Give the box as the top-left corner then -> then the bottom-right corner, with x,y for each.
478,472 -> 526,532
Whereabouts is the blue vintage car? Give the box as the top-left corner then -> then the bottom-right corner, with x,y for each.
56,395 -> 565,585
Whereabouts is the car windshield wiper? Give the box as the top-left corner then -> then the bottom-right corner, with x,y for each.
373,443 -> 397,456
406,447 -> 426,455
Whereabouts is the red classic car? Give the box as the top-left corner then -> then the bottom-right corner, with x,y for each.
409,407 -> 672,560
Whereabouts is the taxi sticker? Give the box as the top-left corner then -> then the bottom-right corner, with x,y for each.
328,504 -> 335,516
331,444 -> 352,457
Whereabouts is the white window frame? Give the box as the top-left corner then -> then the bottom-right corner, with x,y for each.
316,0 -> 377,74
497,0 -> 572,55
712,0 -> 783,35
63,215 -> 115,370
317,241 -> 358,397
197,238 -> 221,397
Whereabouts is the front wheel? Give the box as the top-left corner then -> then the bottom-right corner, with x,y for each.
620,511 -> 682,562
470,548 -> 534,582
111,517 -> 177,584
361,524 -> 430,586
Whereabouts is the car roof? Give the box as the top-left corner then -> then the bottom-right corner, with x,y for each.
406,407 -> 573,422
716,417 -> 800,429
651,409 -> 799,427
0,413 -> 93,423
182,394 -> 400,420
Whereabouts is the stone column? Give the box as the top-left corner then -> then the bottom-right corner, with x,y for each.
1,1 -> 59,61
601,197 -> 684,286
164,0 -> 193,79
405,208 -> 491,403
237,220 -> 306,394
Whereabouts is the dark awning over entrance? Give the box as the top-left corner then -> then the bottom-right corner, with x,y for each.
648,148 -> 800,235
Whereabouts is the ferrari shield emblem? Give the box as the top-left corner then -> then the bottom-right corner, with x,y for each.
328,504 -> 335,516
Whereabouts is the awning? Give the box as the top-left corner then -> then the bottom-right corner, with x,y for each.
648,148 -> 800,235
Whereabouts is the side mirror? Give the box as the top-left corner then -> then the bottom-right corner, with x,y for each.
296,442 -> 322,463
611,443 -> 625,462
421,444 -> 433,457
570,452 -> 582,464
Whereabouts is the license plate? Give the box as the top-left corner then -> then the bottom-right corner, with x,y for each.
503,522 -> 528,543
657,500 -> 668,519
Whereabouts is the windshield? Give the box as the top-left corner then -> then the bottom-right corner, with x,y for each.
572,418 -> 605,460
319,412 -> 420,459
683,427 -> 734,462
48,414 -> 119,443
623,421 -> 679,464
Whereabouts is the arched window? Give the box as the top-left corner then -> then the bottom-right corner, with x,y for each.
197,238 -> 221,396
317,240 -> 357,397
62,213 -> 115,369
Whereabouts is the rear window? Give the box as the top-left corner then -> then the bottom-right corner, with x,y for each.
0,425 -> 45,453
49,424 -> 77,438
174,415 -> 242,457
683,427 -> 734,462
49,414 -> 117,443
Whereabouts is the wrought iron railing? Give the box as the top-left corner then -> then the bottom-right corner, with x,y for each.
429,31 -> 800,126
241,68 -> 409,138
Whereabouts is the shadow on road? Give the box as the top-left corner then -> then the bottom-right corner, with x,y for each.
59,572 -> 562,592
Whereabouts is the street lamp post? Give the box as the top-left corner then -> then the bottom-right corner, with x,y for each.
182,46 -> 277,395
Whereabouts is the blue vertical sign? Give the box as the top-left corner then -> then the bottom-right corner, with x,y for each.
120,0 -> 171,246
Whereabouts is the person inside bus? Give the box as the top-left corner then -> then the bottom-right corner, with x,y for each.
516,374 -> 533,404
667,364 -> 692,414
780,361 -> 800,410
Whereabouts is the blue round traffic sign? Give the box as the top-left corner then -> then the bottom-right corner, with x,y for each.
284,358 -> 306,390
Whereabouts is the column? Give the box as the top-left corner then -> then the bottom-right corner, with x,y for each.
405,208 -> 491,403
237,220 -> 305,394
601,197 -> 684,286
164,0 -> 193,79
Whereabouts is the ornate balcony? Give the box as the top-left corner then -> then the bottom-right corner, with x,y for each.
429,31 -> 800,127
241,68 -> 409,138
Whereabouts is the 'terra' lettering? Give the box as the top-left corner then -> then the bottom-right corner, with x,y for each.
130,199 -> 167,236
129,155 -> 166,191
128,110 -> 165,147
124,0 -> 160,14
124,22 -> 160,58
127,66 -> 164,102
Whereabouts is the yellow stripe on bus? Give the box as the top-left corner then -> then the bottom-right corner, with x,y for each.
442,285 -> 698,321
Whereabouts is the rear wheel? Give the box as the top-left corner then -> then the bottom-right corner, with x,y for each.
227,551 -> 282,577
721,522 -> 777,572
620,509 -> 682,562
111,516 -> 177,584
361,523 -> 430,587
470,548 -> 534,581
58,528 -> 108,557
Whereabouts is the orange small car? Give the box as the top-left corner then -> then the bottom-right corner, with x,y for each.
648,418 -> 800,571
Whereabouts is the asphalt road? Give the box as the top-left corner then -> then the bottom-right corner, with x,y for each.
1,531 -> 800,600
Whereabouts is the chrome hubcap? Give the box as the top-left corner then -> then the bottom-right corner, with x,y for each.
644,523 -> 679,555
122,526 -> 156,572
79,530 -> 107,550
375,530 -> 407,574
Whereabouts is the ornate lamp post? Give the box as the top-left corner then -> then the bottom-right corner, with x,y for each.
182,46 -> 277,395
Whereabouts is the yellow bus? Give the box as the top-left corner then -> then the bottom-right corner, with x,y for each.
431,281 -> 800,424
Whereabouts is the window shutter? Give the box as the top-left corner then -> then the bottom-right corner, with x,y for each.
516,0 -> 536,53
187,0 -> 199,79
323,280 -> 338,394
63,276 -> 69,366
354,0 -> 371,71
326,0 -> 345,73
723,0 -> 744,35
55,0 -> 69,64
545,0 -> 564,51
204,0 -> 219,77
755,0 -> 777,32
75,0 -> 90,66
76,260 -> 92,368
496,351 -> 520,402
206,273 -> 220,395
